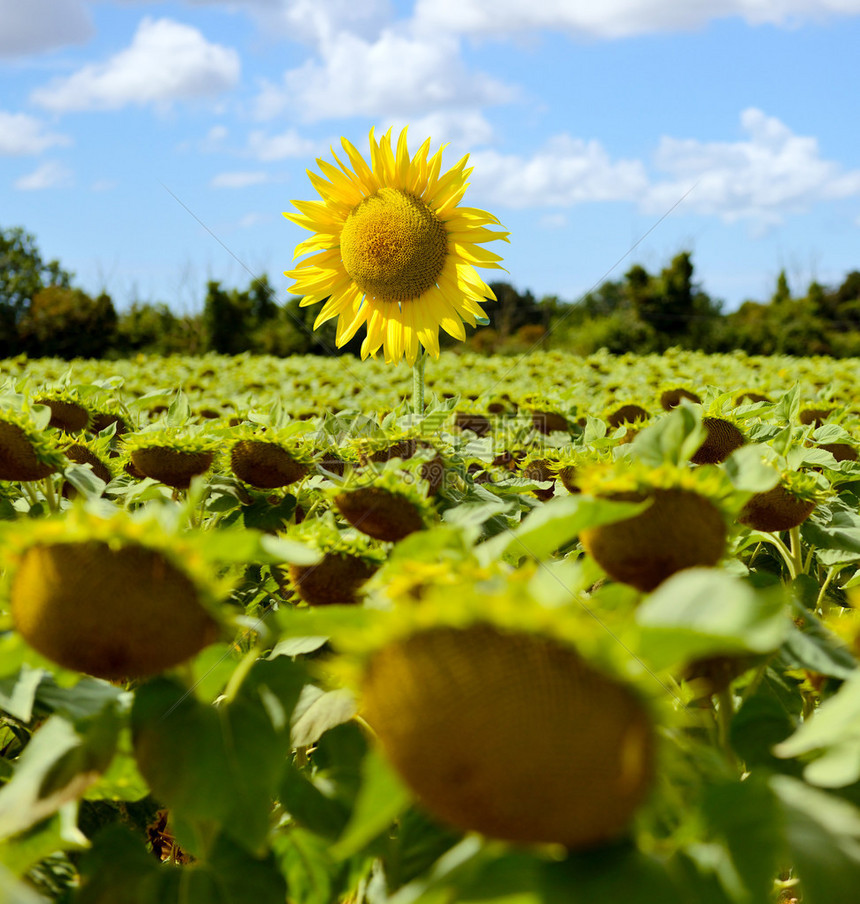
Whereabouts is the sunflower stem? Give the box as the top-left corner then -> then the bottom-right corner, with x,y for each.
222,646 -> 259,704
42,476 -> 59,513
765,533 -> 797,581
789,525 -> 804,577
412,350 -> 426,418
715,686 -> 738,768
22,482 -> 40,508
814,566 -> 836,614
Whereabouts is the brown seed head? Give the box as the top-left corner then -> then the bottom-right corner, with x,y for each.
690,417 -> 745,465
131,447 -> 214,489
0,421 -> 58,482
288,552 -> 377,606
362,625 -> 654,848
335,486 -> 425,542
739,484 -> 816,533
10,541 -> 218,679
230,439 -> 308,488
580,488 -> 726,592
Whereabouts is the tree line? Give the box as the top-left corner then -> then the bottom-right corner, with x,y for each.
3,225 -> 860,360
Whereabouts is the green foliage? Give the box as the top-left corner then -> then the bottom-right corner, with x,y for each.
0,226 -> 73,356
7,221 -> 860,362
18,286 -> 118,359
202,277 -> 276,355
115,303 -> 204,356
4,354 -> 860,900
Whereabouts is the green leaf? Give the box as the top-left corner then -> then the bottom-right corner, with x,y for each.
772,385 -> 800,424
771,775 -> 860,904
721,444 -> 781,493
702,774 -> 784,902
132,658 -> 306,856
272,827 -> 341,904
75,824 -> 173,904
290,686 -> 357,748
383,807 -> 463,891
279,761 -> 350,839
781,603 -> 857,679
83,729 -> 149,802
63,463 -> 107,499
28,403 -> 52,433
330,748 -> 411,860
239,496 -> 299,535
540,842 -> 684,904
0,666 -> 44,722
75,824 -> 288,904
33,674 -> 126,722
259,532 -> 322,566
477,494 -> 649,565
0,862 -> 52,904
386,837 -> 525,904
636,569 -> 789,669
166,388 -> 190,426
774,673 -> 860,787
803,505 -> 860,565
0,804 -> 87,877
730,674 -> 800,770
189,643 -> 242,703
273,604 -> 378,644
0,708 -> 119,840
628,404 -> 706,467
268,636 -> 329,658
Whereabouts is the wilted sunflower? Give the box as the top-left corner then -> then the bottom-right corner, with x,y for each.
284,127 -> 509,365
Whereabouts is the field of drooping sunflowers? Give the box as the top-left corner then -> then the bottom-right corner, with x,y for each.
1,346 -> 860,903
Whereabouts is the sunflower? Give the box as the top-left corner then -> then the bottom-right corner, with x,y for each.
284,127 -> 509,365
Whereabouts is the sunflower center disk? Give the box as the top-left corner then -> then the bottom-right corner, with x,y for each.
340,188 -> 448,303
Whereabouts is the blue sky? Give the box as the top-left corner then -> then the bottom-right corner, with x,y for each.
2,0 -> 860,316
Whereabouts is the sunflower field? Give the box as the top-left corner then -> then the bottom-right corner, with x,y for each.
1,345 -> 860,903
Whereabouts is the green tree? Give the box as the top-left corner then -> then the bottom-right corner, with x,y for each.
19,286 -> 118,359
771,269 -> 791,305
625,253 -> 721,345
806,280 -> 826,316
115,302 -> 199,355
0,226 -> 73,355
203,275 -> 281,354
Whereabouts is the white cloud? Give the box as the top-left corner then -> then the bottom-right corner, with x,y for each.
462,109 -> 860,230
644,108 -> 860,224
0,112 -> 72,155
14,161 -> 73,190
238,212 -> 272,229
539,212 -> 569,229
384,111 -> 496,150
469,135 -> 649,208
0,0 -> 92,57
247,128 -> 317,161
31,17 -> 240,113
211,170 -> 269,188
414,0 -> 860,39
255,0 -> 393,44
257,26 -> 514,122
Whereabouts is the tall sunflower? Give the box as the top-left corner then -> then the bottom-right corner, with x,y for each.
284,128 -> 509,365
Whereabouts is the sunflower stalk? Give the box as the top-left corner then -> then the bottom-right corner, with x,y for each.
41,475 -> 59,513
715,686 -> 738,769
412,350 -> 426,417
789,525 -> 805,577
814,566 -> 836,613
764,532 -> 797,581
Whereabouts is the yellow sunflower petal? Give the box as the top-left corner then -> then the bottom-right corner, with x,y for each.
285,127 -> 506,364
426,285 -> 468,340
414,300 -> 441,358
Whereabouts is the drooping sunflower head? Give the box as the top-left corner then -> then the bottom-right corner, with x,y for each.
285,127 -> 509,365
